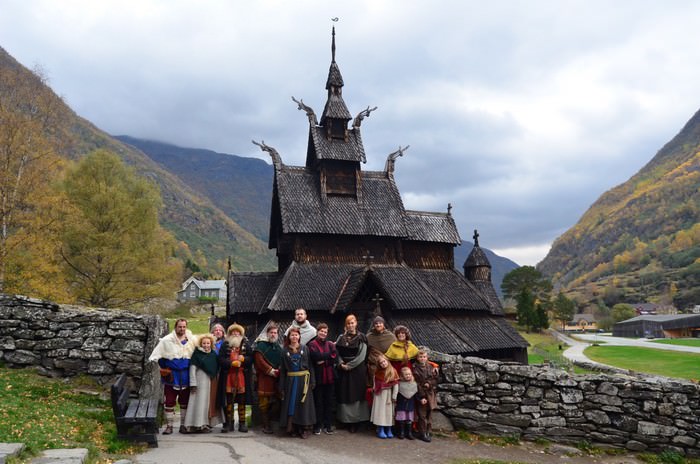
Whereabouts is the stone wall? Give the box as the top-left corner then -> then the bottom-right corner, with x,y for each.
0,294 -> 168,398
435,354 -> 700,457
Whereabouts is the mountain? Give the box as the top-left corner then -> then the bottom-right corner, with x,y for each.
114,136 -> 273,242
0,46 -> 275,276
454,241 -> 519,299
538,109 -> 700,309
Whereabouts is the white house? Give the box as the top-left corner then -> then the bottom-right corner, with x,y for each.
176,276 -> 227,302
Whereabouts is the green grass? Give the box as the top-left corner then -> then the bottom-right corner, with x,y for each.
0,367 -> 140,462
163,303 -> 218,335
584,345 -> 700,380
651,338 -> 700,347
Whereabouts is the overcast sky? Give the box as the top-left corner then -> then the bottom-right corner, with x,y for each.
2,1 -> 700,266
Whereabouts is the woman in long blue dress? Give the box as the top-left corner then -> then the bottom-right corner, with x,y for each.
279,327 -> 316,438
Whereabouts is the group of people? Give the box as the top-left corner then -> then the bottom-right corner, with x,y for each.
148,309 -> 439,442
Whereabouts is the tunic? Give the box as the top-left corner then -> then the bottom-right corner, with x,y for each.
184,363 -> 225,428
279,346 -> 316,426
335,332 -> 370,423
370,381 -> 398,427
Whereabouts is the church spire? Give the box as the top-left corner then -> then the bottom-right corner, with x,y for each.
332,25 -> 336,62
321,25 -> 351,130
463,229 -> 492,283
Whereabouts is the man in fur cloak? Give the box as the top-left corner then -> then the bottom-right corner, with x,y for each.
149,318 -> 195,434
217,323 -> 252,432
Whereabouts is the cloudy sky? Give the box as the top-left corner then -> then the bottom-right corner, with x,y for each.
2,1 -> 700,265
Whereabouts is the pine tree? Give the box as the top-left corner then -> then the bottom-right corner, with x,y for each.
60,150 -> 182,307
516,288 -> 536,332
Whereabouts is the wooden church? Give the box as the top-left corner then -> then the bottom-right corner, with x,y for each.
226,28 -> 528,363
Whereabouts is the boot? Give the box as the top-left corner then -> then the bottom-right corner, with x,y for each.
222,405 -> 233,433
377,426 -> 387,439
418,431 -> 431,442
163,409 -> 175,434
260,411 -> 273,434
386,425 -> 394,439
405,422 -> 414,440
237,403 -> 248,432
396,421 -> 405,439
179,408 -> 188,433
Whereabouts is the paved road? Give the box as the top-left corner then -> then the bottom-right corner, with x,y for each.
135,422 -> 641,464
573,334 -> 700,353
552,331 -> 700,368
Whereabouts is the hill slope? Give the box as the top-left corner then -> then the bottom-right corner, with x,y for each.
114,136 -> 273,242
0,46 -> 275,276
538,109 -> 700,309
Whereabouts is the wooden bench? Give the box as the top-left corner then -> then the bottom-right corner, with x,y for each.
111,373 -> 159,447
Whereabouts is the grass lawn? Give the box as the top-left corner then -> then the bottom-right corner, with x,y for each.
584,345 -> 700,380
651,338 -> 700,347
0,367 -> 139,462
163,303 -> 219,335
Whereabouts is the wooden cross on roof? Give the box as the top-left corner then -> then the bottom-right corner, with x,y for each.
372,293 -> 384,317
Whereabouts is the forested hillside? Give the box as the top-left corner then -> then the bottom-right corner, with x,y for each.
0,46 -> 275,291
114,136 -> 273,243
538,109 -> 700,309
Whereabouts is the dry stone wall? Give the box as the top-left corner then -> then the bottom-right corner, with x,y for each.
434,354 -> 700,457
0,294 -> 167,398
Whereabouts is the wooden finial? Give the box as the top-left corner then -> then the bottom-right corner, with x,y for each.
473,229 -> 480,247
447,203 -> 452,216
331,18 -> 339,62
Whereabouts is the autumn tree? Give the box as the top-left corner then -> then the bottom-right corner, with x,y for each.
611,303 -> 636,324
60,150 -> 181,307
0,63 -> 68,292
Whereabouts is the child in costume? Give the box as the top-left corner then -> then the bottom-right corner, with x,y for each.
395,366 -> 417,440
184,334 -> 224,432
370,355 -> 398,439
413,350 -> 439,442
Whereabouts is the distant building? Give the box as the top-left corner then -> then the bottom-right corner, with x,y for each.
564,313 -> 598,332
631,303 -> 677,316
612,314 -> 700,338
177,276 -> 227,302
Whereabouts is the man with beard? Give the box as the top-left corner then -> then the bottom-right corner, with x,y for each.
254,324 -> 282,434
218,324 -> 252,432
366,316 -> 396,385
284,308 -> 317,346
149,318 -> 195,434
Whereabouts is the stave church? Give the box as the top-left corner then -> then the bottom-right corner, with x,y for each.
225,28 -> 528,363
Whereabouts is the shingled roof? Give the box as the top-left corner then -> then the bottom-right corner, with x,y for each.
230,263 -> 502,317
308,125 -> 365,162
274,167 -> 407,237
389,313 -> 528,355
405,211 -> 461,245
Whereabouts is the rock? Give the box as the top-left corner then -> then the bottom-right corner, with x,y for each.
625,440 -> 648,451
4,349 -> 41,364
33,447 -> 88,464
559,388 -> 584,404
431,410 -> 455,432
637,421 -> 678,436
547,444 -> 583,456
597,382 -> 619,395
584,410 -> 610,425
